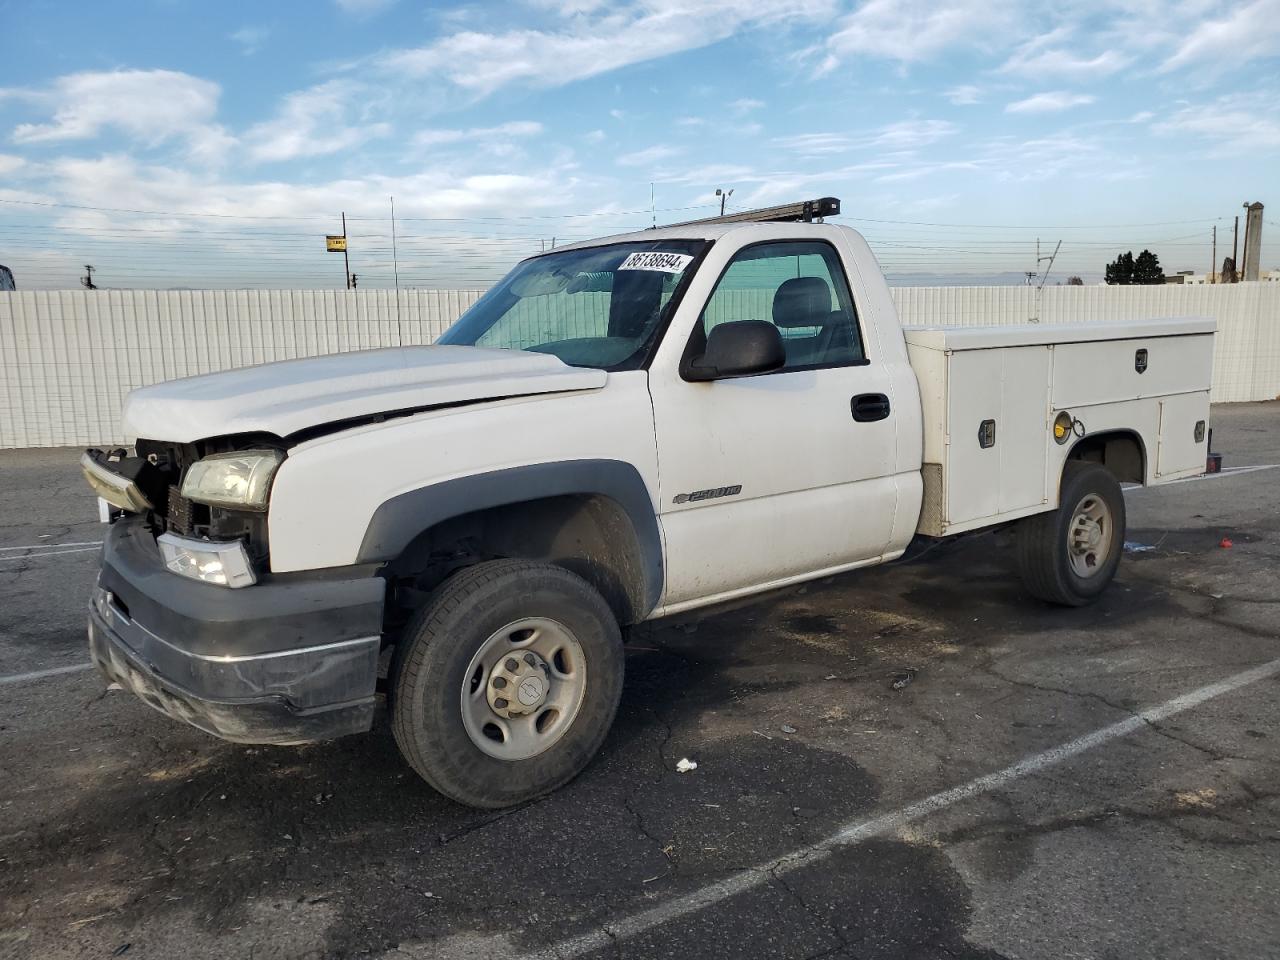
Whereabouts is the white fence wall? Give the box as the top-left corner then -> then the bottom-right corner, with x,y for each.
892,283 -> 1280,406
2,283 -> 1277,448
0,289 -> 484,448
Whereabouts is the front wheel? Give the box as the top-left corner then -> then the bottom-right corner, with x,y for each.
391,559 -> 624,808
1016,461 -> 1126,606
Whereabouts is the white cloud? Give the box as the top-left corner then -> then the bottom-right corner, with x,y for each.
774,119 -> 955,156
730,97 -> 765,114
821,0 -> 1011,67
996,26 -> 1129,79
0,154 -> 26,176
1001,46 -> 1129,78
772,132 -> 851,156
874,159 -> 981,183
7,70 -> 234,164
245,81 -> 389,162
1154,97 -> 1280,150
334,0 -> 397,15
583,129 -> 607,143
1161,0 -> 1280,72
979,132 -> 1105,180
1129,110 -> 1154,123
414,121 -> 544,147
376,0 -> 835,97
870,118 -> 956,149
43,152 -> 575,225
616,144 -> 682,167
944,85 -> 982,105
1005,91 -> 1096,114
230,26 -> 270,55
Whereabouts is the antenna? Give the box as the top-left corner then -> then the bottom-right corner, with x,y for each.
1036,240 -> 1062,291
650,182 -> 656,228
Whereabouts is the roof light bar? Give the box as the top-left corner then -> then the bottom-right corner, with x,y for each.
661,197 -> 840,228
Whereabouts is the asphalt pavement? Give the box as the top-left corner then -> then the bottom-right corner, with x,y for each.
1,402 -> 1278,960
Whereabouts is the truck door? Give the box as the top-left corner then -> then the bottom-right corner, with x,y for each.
649,239 -> 899,610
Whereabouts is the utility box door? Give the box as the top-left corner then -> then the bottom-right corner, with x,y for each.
944,345 -> 1051,526
1156,392 -> 1211,478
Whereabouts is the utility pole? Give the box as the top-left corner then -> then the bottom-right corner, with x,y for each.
80,265 -> 96,290
390,196 -> 400,295
1211,225 -> 1216,283
1232,215 -> 1239,283
342,211 -> 351,289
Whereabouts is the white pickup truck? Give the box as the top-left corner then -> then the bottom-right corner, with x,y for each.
82,198 -> 1215,808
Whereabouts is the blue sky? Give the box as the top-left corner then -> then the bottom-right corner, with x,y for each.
0,0 -> 1276,288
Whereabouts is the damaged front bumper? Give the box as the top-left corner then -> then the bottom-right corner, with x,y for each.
88,519 -> 386,745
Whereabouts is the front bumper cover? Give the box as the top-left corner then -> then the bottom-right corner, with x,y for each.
89,519 -> 385,745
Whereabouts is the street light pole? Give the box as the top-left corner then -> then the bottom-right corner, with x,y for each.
342,211 -> 351,289
716,187 -> 734,216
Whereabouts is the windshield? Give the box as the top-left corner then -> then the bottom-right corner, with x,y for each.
438,239 -> 707,370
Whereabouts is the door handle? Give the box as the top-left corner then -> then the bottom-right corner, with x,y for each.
851,393 -> 891,422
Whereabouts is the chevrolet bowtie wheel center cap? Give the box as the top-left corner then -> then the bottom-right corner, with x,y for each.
487,651 -> 551,718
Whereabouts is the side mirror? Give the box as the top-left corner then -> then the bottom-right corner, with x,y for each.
685,320 -> 785,381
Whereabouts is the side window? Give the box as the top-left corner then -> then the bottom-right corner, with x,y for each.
699,241 -> 865,370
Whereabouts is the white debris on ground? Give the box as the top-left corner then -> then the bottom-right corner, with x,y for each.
675,758 -> 697,773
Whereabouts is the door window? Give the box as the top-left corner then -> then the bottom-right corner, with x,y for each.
697,241 -> 865,370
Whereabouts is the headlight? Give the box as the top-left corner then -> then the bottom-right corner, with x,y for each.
181,449 -> 283,511
158,533 -> 257,588
80,451 -> 154,512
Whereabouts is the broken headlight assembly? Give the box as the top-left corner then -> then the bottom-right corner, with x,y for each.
80,449 -> 164,513
180,449 -> 283,512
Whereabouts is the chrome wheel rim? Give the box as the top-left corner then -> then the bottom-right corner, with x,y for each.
1067,494 -> 1113,578
459,617 -> 587,761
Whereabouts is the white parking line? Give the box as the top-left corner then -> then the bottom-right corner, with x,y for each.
0,546 -> 102,564
517,657 -> 1280,960
1126,465 -> 1274,496
1163,464 -> 1279,485
0,540 -> 104,552
0,662 -> 96,685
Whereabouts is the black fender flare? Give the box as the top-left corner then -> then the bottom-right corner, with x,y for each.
356,459 -> 663,617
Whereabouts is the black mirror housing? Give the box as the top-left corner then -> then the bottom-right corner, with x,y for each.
685,320 -> 785,381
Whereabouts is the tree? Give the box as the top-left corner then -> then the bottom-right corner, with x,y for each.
1067,276 -> 1084,285
1105,251 -> 1135,284
1133,249 -> 1163,284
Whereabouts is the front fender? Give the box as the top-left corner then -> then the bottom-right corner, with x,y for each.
356,459 -> 663,616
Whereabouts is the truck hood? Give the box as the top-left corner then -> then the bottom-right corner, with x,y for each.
121,346 -> 608,443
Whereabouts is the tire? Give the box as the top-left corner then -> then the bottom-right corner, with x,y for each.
391,559 -> 624,808
1016,460 -> 1126,607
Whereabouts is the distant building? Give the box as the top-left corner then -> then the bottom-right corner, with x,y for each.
1176,269 -> 1278,284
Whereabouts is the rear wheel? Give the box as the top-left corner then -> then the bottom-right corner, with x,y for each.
391,559 -> 624,808
1016,461 -> 1125,606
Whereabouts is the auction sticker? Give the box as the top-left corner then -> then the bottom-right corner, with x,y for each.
618,251 -> 694,273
